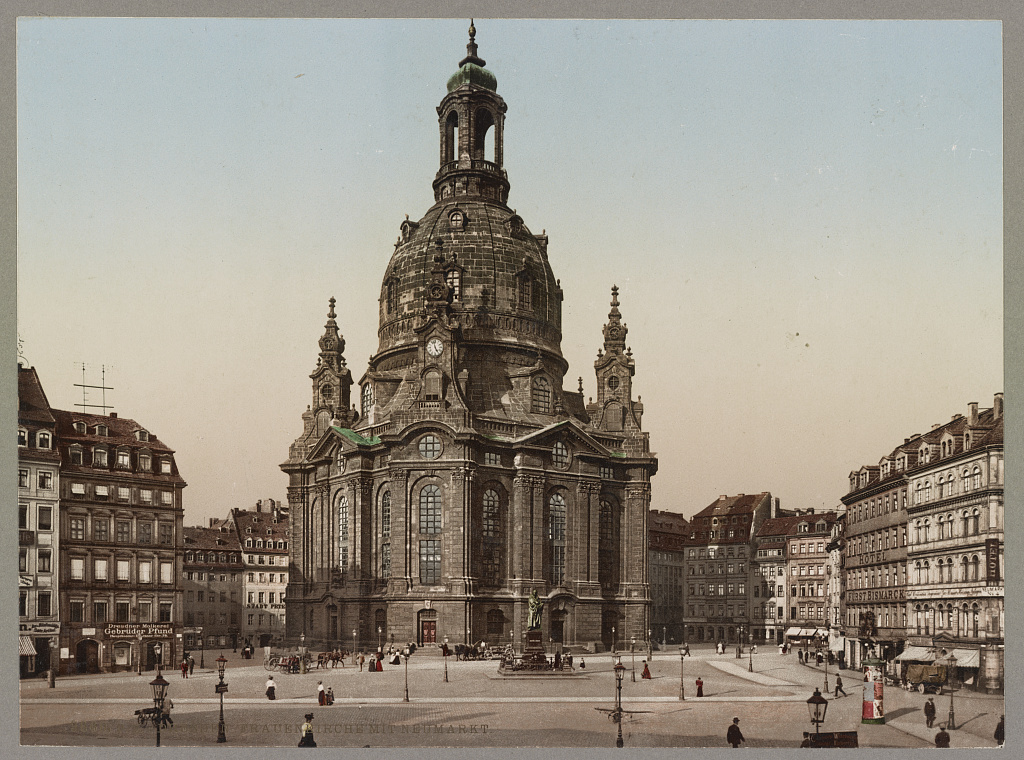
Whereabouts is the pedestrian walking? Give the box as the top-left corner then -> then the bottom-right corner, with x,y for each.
924,697 -> 936,728
726,717 -> 745,748
751,645 -> 757,655
180,659 -> 188,679
934,725 -> 951,748
266,675 -> 276,700
834,675 -> 847,698
188,655 -> 195,676
798,650 -> 804,664
800,731 -> 811,748
815,652 -> 822,666
358,653 -> 365,672
160,698 -> 174,728
995,715 -> 1004,745
326,687 -> 335,706
317,681 -> 325,705
298,713 -> 317,747
579,658 -> 586,670
641,661 -> 652,679
696,677 -> 704,697
683,644 -> 690,656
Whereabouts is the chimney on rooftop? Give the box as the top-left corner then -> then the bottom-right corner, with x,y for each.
994,392 -> 1003,420
109,412 -> 117,418
968,402 -> 979,426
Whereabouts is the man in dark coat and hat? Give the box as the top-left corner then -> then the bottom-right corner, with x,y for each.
727,717 -> 745,748
924,697 -> 937,728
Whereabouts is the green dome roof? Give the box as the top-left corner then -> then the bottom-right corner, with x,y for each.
447,62 -> 497,93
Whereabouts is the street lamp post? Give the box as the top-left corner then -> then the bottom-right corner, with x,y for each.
149,671 -> 170,747
443,637 -> 449,683
138,633 -> 143,676
611,626 -> 616,654
630,637 -> 636,682
352,629 -> 357,658
377,626 -> 382,653
678,646 -> 686,700
736,626 -> 743,658
807,687 -> 829,737
402,647 -> 411,702
748,640 -> 754,673
822,629 -> 830,693
48,637 -> 57,688
215,655 -> 228,743
613,657 -> 626,748
200,637 -> 205,669
663,626 -> 667,647
154,643 -> 162,676
946,653 -> 958,730
648,628 -> 653,661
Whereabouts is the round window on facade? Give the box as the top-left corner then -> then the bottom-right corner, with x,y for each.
552,441 -> 569,468
607,376 -> 619,390
419,434 -> 442,459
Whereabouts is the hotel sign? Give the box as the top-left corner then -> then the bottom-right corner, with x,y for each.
986,539 -> 1000,584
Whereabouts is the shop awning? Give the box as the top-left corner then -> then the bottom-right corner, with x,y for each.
784,627 -> 803,637
800,628 -> 819,637
895,645 -> 934,662
19,635 -> 37,656
947,648 -> 980,668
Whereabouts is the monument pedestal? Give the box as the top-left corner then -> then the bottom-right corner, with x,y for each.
522,631 -> 547,667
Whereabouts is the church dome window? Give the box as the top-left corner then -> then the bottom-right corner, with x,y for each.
418,434 -> 442,460
361,384 -> 373,418
531,376 -> 551,414
446,269 -> 462,301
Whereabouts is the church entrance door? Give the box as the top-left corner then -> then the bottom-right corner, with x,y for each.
421,621 -> 436,644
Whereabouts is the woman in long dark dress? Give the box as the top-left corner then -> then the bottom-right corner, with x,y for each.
696,677 -> 704,697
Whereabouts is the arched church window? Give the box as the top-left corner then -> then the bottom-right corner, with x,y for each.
551,441 -> 569,468
549,493 -> 566,585
338,494 -> 349,574
532,376 -> 551,414
444,109 -> 459,164
482,489 -> 502,584
380,491 -> 391,538
420,485 -> 442,534
362,384 -> 373,418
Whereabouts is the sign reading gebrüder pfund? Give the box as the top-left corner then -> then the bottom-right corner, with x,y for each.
103,623 -> 175,637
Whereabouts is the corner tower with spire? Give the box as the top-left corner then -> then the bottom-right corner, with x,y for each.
282,23 -> 657,657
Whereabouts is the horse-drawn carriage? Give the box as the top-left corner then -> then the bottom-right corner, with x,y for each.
264,650 -> 313,673
135,707 -> 162,726
453,641 -> 495,661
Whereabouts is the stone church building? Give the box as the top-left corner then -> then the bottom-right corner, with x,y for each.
282,25 -> 657,652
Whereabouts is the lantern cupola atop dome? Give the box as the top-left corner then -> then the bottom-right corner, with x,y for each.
434,21 -> 509,204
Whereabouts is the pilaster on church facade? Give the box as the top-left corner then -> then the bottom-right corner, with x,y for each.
280,24 -> 657,654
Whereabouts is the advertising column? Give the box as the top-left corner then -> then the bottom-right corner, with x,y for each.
861,656 -> 885,724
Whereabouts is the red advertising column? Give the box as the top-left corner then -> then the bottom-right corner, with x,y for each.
861,657 -> 885,724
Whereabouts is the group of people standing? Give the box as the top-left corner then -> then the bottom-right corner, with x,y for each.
179,655 -> 195,678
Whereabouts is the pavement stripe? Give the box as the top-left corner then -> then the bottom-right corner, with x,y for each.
21,695 -> 814,705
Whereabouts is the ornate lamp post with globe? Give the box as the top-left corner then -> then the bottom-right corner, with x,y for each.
945,653 -> 958,730
678,646 -> 687,700
149,671 -> 169,747
613,657 -> 626,748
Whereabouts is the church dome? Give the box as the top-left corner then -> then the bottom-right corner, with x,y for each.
377,198 -> 562,361
446,62 -> 497,93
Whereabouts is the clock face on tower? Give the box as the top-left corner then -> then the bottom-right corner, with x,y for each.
426,338 -> 444,357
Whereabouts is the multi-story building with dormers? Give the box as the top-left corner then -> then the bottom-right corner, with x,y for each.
18,366 -> 61,677
183,523 -> 245,651
222,500 -> 290,648
54,407 -> 186,673
281,25 -> 657,652
782,512 -> 837,648
683,493 -> 772,645
825,511 -> 847,660
904,394 -> 1003,693
649,510 -> 689,646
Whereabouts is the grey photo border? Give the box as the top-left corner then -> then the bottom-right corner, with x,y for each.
0,2 -> 1019,759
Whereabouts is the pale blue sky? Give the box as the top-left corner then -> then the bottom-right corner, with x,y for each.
17,18 -> 1002,524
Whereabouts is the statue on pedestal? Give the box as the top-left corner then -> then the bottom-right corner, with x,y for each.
527,589 -> 544,631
